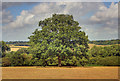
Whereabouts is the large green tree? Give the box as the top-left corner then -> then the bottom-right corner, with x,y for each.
29,14 -> 89,67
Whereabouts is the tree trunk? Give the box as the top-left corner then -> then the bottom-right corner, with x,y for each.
58,56 -> 61,67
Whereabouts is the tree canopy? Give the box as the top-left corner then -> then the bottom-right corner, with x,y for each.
28,14 -> 89,66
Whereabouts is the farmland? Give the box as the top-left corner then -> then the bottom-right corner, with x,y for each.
2,66 -> 119,79
2,43 -> 119,79
9,44 -> 111,51
10,46 -> 29,51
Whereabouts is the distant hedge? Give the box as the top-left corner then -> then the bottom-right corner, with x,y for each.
89,39 -> 120,45
88,56 -> 120,66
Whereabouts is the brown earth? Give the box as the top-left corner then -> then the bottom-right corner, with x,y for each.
2,67 -> 119,79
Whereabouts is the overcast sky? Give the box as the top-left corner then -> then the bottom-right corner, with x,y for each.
1,2 -> 119,41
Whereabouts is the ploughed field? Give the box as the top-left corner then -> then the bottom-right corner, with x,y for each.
2,67 -> 119,79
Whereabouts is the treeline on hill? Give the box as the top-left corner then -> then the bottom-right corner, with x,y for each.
89,39 -> 120,45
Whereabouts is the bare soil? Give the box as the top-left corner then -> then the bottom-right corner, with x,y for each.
2,66 -> 119,79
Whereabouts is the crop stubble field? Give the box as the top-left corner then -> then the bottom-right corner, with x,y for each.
2,67 -> 119,79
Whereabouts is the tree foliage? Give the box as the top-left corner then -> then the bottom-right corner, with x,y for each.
28,14 -> 89,66
1,41 -> 10,57
1,41 -> 10,53
89,45 -> 120,57
88,45 -> 120,66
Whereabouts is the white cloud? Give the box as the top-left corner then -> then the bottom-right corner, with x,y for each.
89,2 -> 118,40
3,2 -> 104,29
3,10 -> 35,29
2,2 -> 118,40
90,2 -> 118,23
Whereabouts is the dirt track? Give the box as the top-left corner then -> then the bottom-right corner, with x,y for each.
2,67 -> 119,79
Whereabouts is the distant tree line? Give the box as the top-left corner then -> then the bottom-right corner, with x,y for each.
5,39 -> 120,46
89,39 -> 120,45
6,41 -> 29,46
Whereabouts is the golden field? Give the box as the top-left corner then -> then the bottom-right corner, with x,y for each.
9,44 -> 111,51
2,67 -> 119,79
10,46 -> 29,51
88,44 -> 111,49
